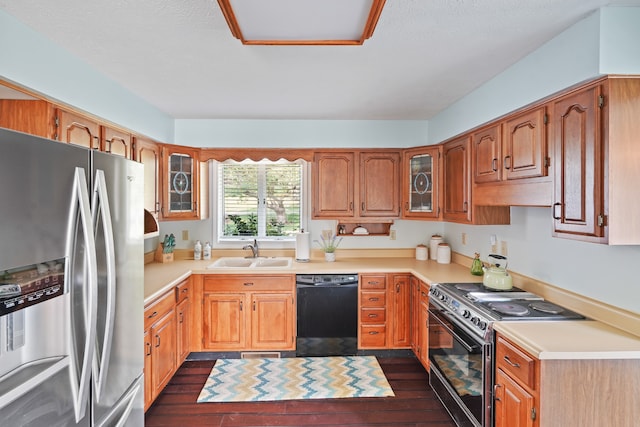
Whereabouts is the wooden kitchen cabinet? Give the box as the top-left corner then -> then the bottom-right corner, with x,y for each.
175,278 -> 192,365
390,274 -> 411,348
418,282 -> 430,370
0,98 -> 55,138
494,334 -> 539,427
551,77 -> 640,244
443,134 -> 510,224
202,275 -> 295,351
161,145 -> 203,220
102,125 -> 133,159
134,136 -> 162,217
443,136 -> 472,223
143,291 -> 177,411
358,273 -> 411,350
313,150 -> 401,223
358,274 -> 387,349
251,293 -> 295,349
402,146 -> 442,219
54,108 -> 101,149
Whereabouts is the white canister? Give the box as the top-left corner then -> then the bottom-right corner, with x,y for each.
436,243 -> 451,264
415,244 -> 428,261
429,235 -> 443,260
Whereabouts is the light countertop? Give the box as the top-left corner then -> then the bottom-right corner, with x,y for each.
493,320 -> 640,360
144,256 -> 640,360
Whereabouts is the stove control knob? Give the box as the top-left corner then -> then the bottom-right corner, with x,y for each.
462,310 -> 471,318
479,321 -> 487,330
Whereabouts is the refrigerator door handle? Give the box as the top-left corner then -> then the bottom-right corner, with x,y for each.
67,167 -> 98,423
92,169 -> 116,402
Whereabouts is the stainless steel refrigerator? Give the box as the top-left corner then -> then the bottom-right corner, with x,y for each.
0,127 -> 144,426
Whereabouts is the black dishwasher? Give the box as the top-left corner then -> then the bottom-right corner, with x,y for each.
296,274 -> 358,357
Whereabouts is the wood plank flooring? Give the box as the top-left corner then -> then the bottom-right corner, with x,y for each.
145,357 -> 457,427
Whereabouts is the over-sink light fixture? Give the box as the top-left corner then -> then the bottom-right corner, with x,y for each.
216,0 -> 386,45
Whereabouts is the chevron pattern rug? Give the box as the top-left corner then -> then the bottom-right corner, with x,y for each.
197,356 -> 394,402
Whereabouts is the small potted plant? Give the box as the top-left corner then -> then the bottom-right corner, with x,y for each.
315,231 -> 342,262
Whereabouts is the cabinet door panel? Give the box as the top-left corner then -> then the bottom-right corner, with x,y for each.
134,137 -> 161,216
505,107 -> 547,181
313,152 -> 354,217
103,126 -> 132,159
494,369 -> 535,427
55,108 -> 100,149
443,136 -> 472,222
251,293 -> 294,349
360,152 -> 400,217
203,293 -> 246,349
473,125 -> 501,184
151,310 -> 176,399
391,275 -> 411,348
176,298 -> 191,364
552,86 -> 603,238
403,147 -> 441,219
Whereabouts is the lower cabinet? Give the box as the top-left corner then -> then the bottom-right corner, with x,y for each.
494,335 -> 539,427
202,275 -> 295,351
143,290 -> 177,411
417,280 -> 430,370
358,273 -> 411,350
143,277 -> 191,411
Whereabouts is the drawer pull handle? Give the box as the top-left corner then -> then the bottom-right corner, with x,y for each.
368,281 -> 380,285
368,314 -> 378,318
147,311 -> 158,319
503,355 -> 520,368
155,335 -> 161,348
244,282 -> 254,286
369,297 -> 379,301
181,288 -> 188,293
369,331 -> 379,335
494,384 -> 501,401
145,342 -> 152,356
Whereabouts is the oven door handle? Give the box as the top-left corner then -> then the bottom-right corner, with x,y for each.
430,308 -> 480,352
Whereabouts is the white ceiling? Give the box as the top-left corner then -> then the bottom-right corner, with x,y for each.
1,0 -> 639,120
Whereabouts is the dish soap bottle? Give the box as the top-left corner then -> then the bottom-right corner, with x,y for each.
203,242 -> 211,260
471,252 -> 484,276
194,240 -> 202,260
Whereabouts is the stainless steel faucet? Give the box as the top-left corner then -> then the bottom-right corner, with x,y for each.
243,239 -> 260,258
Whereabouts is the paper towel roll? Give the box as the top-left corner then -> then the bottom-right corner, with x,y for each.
295,231 -> 310,262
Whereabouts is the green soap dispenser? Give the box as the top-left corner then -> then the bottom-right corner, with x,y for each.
471,252 -> 484,276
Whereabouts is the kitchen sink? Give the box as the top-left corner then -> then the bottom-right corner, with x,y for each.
207,257 -> 292,269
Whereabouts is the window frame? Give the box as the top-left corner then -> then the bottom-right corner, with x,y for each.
212,159 -> 309,247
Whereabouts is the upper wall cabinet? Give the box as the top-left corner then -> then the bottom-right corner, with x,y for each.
472,106 -> 552,206
551,77 -> 640,244
0,99 -> 54,138
161,145 -> 207,220
313,150 -> 401,221
102,125 -> 133,159
54,108 -> 101,149
402,145 -> 441,220
134,136 -> 162,217
443,136 -> 472,223
443,135 -> 510,225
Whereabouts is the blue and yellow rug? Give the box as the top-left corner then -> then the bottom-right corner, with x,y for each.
197,356 -> 395,402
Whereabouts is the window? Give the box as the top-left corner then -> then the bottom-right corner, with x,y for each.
218,159 -> 305,240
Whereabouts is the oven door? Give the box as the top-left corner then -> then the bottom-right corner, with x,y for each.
428,302 -> 491,427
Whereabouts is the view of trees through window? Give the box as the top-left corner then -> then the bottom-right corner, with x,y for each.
220,161 -> 302,238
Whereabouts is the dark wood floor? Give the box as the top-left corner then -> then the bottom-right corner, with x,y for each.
145,357 -> 457,427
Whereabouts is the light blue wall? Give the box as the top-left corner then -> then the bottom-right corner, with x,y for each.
175,119 -> 428,148
599,7 -> 640,73
0,10 -> 174,143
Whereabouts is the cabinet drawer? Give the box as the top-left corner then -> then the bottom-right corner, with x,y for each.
204,275 -> 294,292
360,325 -> 386,347
361,307 -> 386,323
360,275 -> 386,289
175,279 -> 190,303
496,336 -> 537,390
144,291 -> 175,330
360,291 -> 386,307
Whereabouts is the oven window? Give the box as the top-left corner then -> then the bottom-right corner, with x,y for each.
428,309 -> 485,425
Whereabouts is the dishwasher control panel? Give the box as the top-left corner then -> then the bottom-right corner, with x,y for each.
296,274 -> 358,286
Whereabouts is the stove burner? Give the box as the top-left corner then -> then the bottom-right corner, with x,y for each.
487,302 -> 530,316
454,283 -> 482,292
529,301 -> 565,314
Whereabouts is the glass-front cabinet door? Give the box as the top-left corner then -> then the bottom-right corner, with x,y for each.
161,146 -> 201,220
402,146 -> 441,219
